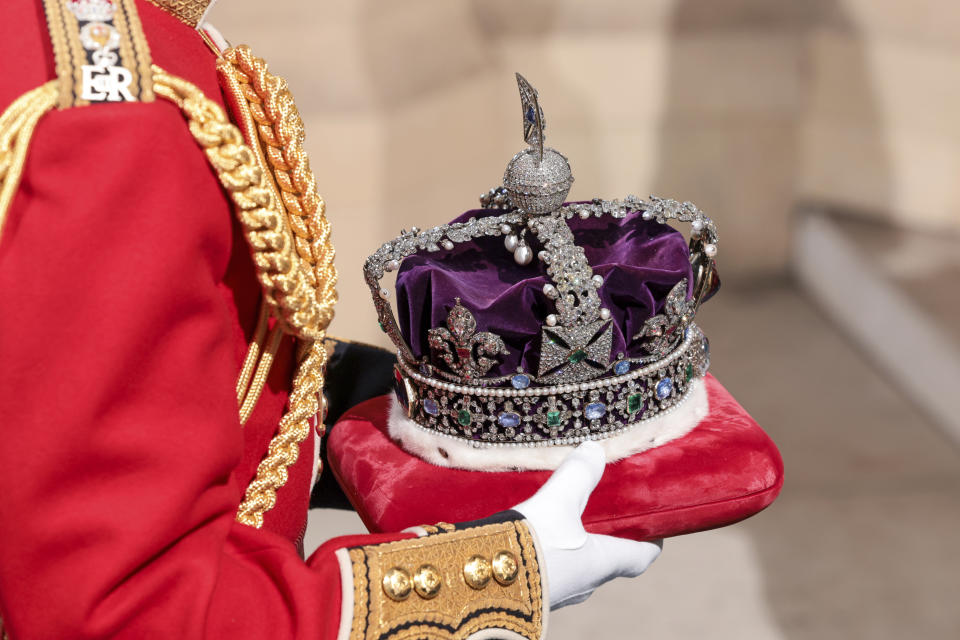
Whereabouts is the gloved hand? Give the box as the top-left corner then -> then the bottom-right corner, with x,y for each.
513,441 -> 663,610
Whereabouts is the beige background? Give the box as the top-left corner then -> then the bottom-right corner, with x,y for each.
207,2 -> 960,638
210,0 -> 960,348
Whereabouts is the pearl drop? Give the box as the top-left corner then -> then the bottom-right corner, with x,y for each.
592,274 -> 604,287
441,239 -> 454,250
599,307 -> 611,320
579,209 -> 590,220
378,288 -> 389,299
538,251 -> 549,262
546,314 -> 558,327
514,244 -> 533,265
500,223 -> 512,235
410,226 -> 420,234
385,259 -> 400,272
504,234 -> 519,252
691,219 -> 704,233
642,211 -> 653,221
704,243 -> 717,257
543,284 -> 558,298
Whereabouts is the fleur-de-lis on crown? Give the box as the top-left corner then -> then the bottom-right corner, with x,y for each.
633,279 -> 695,357
427,299 -> 509,380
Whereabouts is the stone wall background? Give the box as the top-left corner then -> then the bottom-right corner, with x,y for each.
210,0 -> 960,347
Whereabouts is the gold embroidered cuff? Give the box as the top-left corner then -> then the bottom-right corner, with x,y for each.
344,520 -> 544,640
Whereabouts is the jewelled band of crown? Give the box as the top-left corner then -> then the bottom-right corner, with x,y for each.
42,0 -> 154,108
393,325 -> 710,448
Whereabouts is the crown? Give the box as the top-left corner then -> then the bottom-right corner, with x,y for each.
364,74 -> 720,467
67,0 -> 117,23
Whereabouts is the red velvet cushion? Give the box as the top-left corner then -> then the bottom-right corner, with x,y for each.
327,374 -> 783,541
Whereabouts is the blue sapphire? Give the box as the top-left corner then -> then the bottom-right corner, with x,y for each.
423,398 -> 439,416
525,106 -> 536,123
584,403 -> 606,421
511,374 -> 531,390
614,360 -> 630,375
656,377 -> 673,400
498,412 -> 521,428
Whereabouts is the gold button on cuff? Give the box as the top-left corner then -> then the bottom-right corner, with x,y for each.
463,555 -> 492,590
492,550 -> 519,585
413,564 -> 443,599
383,567 -> 413,601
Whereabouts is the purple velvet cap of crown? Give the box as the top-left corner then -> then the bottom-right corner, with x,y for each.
395,206 -> 693,381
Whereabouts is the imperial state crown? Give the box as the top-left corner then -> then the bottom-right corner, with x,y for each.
327,74 -> 782,541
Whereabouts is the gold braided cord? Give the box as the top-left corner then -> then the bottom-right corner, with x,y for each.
152,66 -> 331,527
238,324 -> 283,425
236,299 -> 271,404
0,82 -> 58,240
159,61 -> 326,342
219,46 -> 338,333
236,339 -> 327,528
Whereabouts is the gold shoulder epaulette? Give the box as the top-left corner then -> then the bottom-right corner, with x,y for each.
1,0 -> 154,236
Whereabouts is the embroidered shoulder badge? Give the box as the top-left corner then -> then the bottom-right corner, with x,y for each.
42,0 -> 154,108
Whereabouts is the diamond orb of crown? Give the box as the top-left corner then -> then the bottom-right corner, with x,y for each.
503,147 -> 574,215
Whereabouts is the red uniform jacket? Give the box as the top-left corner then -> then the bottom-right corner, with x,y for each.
0,2 -> 545,638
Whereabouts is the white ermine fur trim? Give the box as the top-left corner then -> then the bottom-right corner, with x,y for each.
386,378 -> 709,471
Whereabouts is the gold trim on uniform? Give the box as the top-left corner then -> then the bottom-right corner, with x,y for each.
146,0 -> 214,27
41,0 -> 153,108
0,83 -> 59,239
347,521 -> 544,640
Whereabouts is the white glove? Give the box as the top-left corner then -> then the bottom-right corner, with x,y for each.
513,441 -> 663,610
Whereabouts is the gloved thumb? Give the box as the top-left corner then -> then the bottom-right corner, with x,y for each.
591,535 -> 663,578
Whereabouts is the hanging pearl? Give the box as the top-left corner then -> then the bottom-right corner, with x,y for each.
704,243 -> 717,257
546,314 -> 558,327
441,239 -> 454,250
599,308 -> 611,320
591,274 -> 604,287
543,284 -> 558,298
500,223 -> 512,235
504,234 -> 518,252
514,244 -> 533,265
